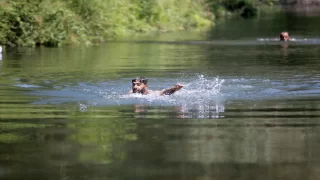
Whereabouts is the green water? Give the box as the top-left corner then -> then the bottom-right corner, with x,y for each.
1,10 -> 320,180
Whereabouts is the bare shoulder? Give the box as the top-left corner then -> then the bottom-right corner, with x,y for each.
147,90 -> 161,95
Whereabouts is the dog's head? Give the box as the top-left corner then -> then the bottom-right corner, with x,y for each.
132,77 -> 148,94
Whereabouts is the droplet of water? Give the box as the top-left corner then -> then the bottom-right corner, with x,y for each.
79,102 -> 87,112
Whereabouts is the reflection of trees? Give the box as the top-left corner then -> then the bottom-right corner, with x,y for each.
117,99 -> 320,180
1,42 -> 207,85
162,119 -> 320,179
1,88 -> 320,180
36,107 -> 138,179
67,107 -> 137,164
163,99 -> 320,179
133,104 -> 186,119
0,95 -> 138,179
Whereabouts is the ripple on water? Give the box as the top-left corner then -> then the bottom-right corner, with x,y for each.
15,84 -> 42,88
28,74 -> 319,110
257,38 -> 320,45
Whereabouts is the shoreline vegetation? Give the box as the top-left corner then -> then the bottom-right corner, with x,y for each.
0,0 -> 277,47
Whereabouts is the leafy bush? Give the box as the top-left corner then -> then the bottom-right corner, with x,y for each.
0,1 -> 90,46
0,0 -> 270,47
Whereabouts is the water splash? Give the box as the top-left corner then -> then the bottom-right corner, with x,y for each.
118,75 -> 225,106
182,74 -> 224,97
27,74 -> 320,118
15,84 -> 42,88
79,102 -> 88,112
30,75 -> 226,107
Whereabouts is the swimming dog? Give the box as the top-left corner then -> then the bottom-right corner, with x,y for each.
130,77 -> 184,95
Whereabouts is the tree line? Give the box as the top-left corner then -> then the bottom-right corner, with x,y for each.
0,0 -> 277,47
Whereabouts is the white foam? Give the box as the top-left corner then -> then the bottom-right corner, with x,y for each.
15,84 -> 42,88
117,75 -> 225,106
30,75 -> 226,110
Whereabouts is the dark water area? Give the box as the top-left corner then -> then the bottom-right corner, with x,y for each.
0,10 -> 320,180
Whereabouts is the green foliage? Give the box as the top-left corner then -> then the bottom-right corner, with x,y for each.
213,0 -> 258,18
0,0 -> 273,47
0,0 -> 91,47
0,1 -> 39,46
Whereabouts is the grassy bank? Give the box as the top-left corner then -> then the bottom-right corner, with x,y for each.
0,0 -> 275,47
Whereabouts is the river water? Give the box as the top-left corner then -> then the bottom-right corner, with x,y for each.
0,9 -> 320,180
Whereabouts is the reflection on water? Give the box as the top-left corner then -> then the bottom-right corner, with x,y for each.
132,103 -> 225,119
1,9 -> 320,180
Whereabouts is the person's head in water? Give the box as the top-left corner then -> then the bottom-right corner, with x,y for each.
280,32 -> 290,41
132,77 -> 148,94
